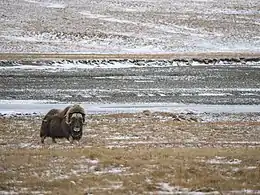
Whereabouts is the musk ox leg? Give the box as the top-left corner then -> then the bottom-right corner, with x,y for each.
40,121 -> 48,144
40,109 -> 60,144
52,137 -> 57,143
67,136 -> 74,144
74,139 -> 81,145
41,135 -> 46,144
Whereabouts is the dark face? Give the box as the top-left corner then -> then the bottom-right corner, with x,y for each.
70,113 -> 84,132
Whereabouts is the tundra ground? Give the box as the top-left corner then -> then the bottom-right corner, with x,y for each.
1,111 -> 260,194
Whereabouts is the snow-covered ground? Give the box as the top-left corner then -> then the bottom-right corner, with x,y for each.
1,0 -> 259,53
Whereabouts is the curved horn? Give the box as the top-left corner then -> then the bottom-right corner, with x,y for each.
65,113 -> 72,125
82,114 -> 86,123
66,120 -> 71,125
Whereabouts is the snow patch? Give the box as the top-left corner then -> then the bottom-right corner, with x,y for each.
156,183 -> 219,195
94,166 -> 127,175
80,11 -> 135,24
24,0 -> 66,8
1,60 -> 260,72
0,190 -> 51,195
229,189 -> 260,194
0,61 -> 147,71
106,135 -> 139,140
0,191 -> 19,195
87,182 -> 123,191
206,156 -> 242,165
0,99 -> 58,104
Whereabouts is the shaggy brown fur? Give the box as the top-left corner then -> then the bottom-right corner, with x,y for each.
40,104 -> 86,144
40,108 -> 60,139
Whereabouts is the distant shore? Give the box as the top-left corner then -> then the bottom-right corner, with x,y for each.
1,52 -> 260,61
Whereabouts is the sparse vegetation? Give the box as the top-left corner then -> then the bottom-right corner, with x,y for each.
1,112 -> 260,194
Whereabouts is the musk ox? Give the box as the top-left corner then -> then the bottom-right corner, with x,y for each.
40,104 -> 86,144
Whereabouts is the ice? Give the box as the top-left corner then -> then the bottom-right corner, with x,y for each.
197,93 -> 232,97
0,102 -> 260,117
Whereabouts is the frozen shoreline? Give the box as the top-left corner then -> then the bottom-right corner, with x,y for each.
1,58 -> 260,72
0,101 -> 259,116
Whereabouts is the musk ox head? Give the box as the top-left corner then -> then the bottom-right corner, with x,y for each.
65,104 -> 86,140
65,104 -> 86,130
68,113 -> 84,132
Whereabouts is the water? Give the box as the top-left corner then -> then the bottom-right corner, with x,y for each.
0,60 -> 260,118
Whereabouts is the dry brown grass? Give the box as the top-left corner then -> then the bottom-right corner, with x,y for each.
1,147 -> 260,194
1,112 -> 260,194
